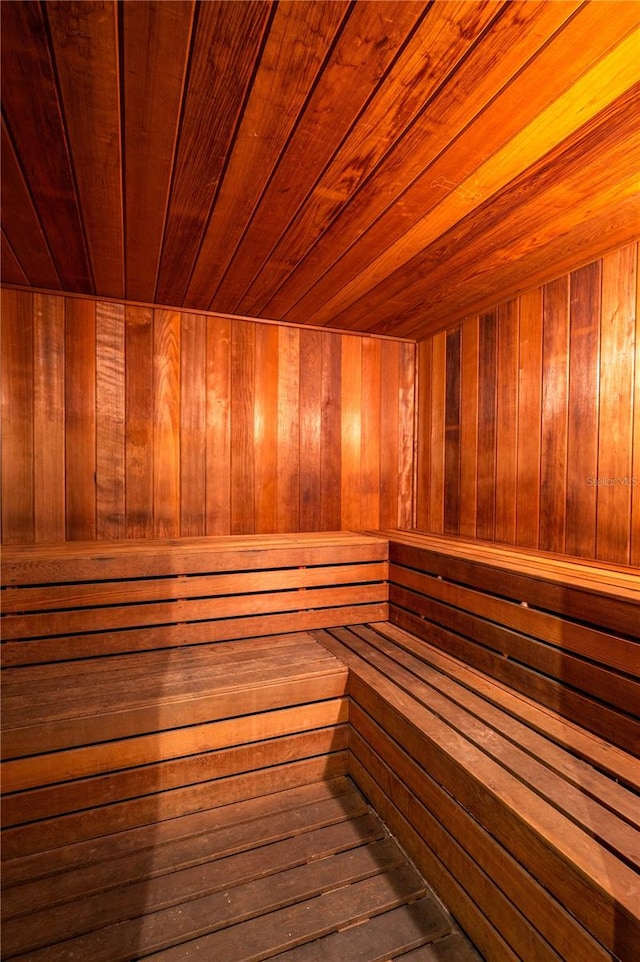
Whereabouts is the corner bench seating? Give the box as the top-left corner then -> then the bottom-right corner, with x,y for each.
2,531 -> 638,961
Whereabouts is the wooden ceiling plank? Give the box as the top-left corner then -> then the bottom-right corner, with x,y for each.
289,5 -> 640,328
353,87 -> 640,338
204,0 -> 436,313
234,0 -> 508,319
184,0 -> 351,310
0,122 -> 61,290
0,0 -> 92,292
240,0 -> 582,321
46,0 -> 124,299
122,0 -> 195,303
302,20 -> 640,329
154,1 -> 274,307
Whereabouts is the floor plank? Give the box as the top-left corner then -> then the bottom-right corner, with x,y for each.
2,778 -> 482,962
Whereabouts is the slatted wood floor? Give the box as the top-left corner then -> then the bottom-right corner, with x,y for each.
1,776 -> 481,962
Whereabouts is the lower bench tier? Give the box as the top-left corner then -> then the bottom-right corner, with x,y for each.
314,622 -> 640,962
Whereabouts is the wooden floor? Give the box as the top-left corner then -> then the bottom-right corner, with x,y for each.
1,776 -> 481,962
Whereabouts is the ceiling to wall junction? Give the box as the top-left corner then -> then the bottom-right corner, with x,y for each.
2,0 -> 639,340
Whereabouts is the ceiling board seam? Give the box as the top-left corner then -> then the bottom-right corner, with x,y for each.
273,0 -> 589,327
39,0 -> 95,294
226,0 -> 439,318
204,0 -> 358,312
0,114 -> 62,290
148,0 -> 198,305
253,0 -> 509,322
169,0 -> 279,308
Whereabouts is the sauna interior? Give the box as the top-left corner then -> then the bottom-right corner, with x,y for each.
1,2 -> 639,960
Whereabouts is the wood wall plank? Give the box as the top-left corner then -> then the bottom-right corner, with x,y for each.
341,336 -> 363,531
566,262 -> 601,558
153,310 -> 181,538
300,329 -> 323,532
320,333 -> 342,531
540,277 -> 569,554
459,317 -> 479,539
1,292 -> 413,543
515,289 -> 542,549
495,300 -> 519,545
597,244 -> 637,564
429,333 -> 446,534
632,248 -> 640,567
416,243 -> 639,565
180,313 -> 207,537
444,328 -> 461,535
33,294 -> 65,542
277,327 -> 301,532
1,290 -> 34,543
65,298 -> 96,540
125,306 -> 154,539
206,316 -> 231,535
476,313 -> 497,542
96,302 -> 125,538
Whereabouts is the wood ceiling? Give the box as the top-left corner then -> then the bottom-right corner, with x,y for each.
2,0 -> 639,341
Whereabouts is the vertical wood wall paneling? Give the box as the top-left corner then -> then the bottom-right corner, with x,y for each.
341,335 -> 363,530
397,340 -> 416,530
379,338 -> 400,529
65,297 -> 96,540
153,310 -> 181,538
495,300 -> 519,545
96,301 -> 125,538
320,331 -> 342,531
597,243 -> 637,564
1,291 -> 416,542
633,246 -> 640,567
33,293 -> 65,541
231,321 -> 256,534
429,331 -> 446,533
476,312 -> 497,541
444,327 -> 461,535
180,312 -> 207,537
254,323 -> 279,534
206,315 -> 231,535
539,276 -> 569,553
124,305 -> 154,538
515,288 -> 543,548
300,328 -> 323,532
566,260 -> 601,558
361,336 -> 382,529
415,338 -> 432,531
1,289 -> 34,542
415,241 -> 639,564
277,326 -> 301,532
459,316 -> 479,538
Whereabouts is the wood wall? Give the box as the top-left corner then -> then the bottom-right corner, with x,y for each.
417,240 -> 640,566
1,291 -> 415,543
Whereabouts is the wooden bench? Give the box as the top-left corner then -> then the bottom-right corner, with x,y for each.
1,532 -> 388,858
314,530 -> 640,962
2,529 -> 638,961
